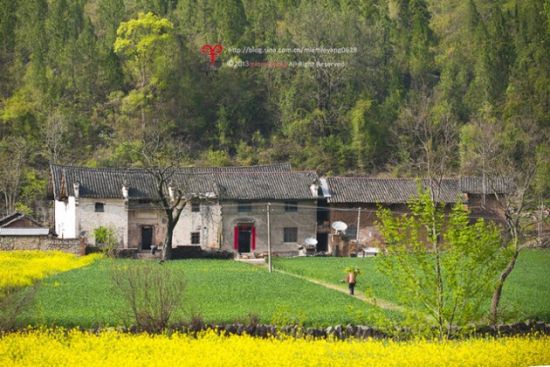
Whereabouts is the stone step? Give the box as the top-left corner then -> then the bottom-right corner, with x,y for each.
235,258 -> 266,266
136,251 -> 162,260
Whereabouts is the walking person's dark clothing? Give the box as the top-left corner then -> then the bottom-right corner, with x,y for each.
347,272 -> 357,295
348,282 -> 356,295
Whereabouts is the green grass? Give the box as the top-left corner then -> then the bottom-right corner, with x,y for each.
23,249 -> 549,328
24,259 -> 382,328
274,256 -> 396,301
273,249 -> 550,322
499,249 -> 550,321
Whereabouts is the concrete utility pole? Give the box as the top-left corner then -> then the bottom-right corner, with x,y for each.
539,197 -> 544,244
267,202 -> 272,273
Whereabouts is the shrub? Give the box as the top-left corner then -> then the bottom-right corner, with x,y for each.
0,285 -> 37,330
376,187 -> 512,339
111,262 -> 186,332
93,226 -> 118,257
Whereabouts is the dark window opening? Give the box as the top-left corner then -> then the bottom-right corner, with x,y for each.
284,201 -> 298,212
238,202 -> 252,212
283,227 -> 298,243
191,203 -> 200,212
191,232 -> 200,244
94,203 -> 104,212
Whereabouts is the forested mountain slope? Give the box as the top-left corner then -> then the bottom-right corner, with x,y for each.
0,0 -> 548,216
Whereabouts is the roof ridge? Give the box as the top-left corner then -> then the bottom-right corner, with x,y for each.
327,176 -> 420,180
50,163 -> 292,171
213,170 -> 316,175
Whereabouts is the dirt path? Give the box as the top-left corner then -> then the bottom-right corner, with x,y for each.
273,268 -> 403,313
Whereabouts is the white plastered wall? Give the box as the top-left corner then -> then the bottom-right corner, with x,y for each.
173,202 -> 222,248
77,198 -> 128,247
54,197 -> 77,239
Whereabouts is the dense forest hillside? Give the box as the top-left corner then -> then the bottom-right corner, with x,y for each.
0,0 -> 548,216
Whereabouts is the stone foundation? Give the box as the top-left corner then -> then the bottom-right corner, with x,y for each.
0,236 -> 83,255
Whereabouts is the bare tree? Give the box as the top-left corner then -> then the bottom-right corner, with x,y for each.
392,90 -> 461,336
43,109 -> 68,164
111,261 -> 186,332
461,114 -> 549,322
394,90 -> 458,187
488,119 -> 548,323
0,137 -> 27,215
139,131 -> 190,260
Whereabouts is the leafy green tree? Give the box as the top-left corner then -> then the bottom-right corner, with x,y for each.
114,12 -> 177,133
348,98 -> 387,172
376,187 -> 511,339
213,0 -> 248,46
0,0 -> 17,96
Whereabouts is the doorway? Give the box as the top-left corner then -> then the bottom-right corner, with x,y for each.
234,224 -> 255,253
141,226 -> 153,250
238,225 -> 251,253
316,233 -> 328,252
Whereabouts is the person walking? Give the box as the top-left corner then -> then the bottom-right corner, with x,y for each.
344,267 -> 361,296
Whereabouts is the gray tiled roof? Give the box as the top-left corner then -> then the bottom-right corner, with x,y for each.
0,212 -> 44,229
459,176 -> 514,194
179,163 -> 292,174
215,171 -> 319,200
326,177 -> 462,204
50,163 -> 304,200
0,212 -> 23,227
50,164 -> 512,204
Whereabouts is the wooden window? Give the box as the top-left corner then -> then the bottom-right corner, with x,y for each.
283,227 -> 298,243
191,202 -> 200,212
238,202 -> 252,212
191,232 -> 200,245
284,201 -> 298,212
94,203 -> 104,212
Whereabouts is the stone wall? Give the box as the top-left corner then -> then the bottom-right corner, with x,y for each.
0,236 -> 83,255
157,320 -> 550,340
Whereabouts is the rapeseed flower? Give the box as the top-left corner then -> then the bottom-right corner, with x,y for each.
0,251 -> 101,289
0,329 -> 547,366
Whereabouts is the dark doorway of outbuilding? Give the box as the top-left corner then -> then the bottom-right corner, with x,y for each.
316,233 -> 328,252
234,224 -> 256,253
141,226 -> 153,250
238,225 -> 251,253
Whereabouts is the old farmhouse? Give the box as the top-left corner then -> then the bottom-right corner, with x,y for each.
323,177 -> 511,254
48,163 -> 511,257
49,164 -> 323,256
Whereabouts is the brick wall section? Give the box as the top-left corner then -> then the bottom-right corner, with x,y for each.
466,194 -> 506,224
0,236 -> 82,254
328,203 -> 410,251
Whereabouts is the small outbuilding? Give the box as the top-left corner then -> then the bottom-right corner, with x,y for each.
0,212 -> 50,236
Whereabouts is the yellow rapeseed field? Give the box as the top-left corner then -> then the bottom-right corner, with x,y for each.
0,250 -> 101,288
0,329 -> 548,367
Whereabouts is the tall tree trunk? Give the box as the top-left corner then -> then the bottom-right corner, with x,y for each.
490,239 -> 519,324
162,225 -> 174,260
491,210 -> 523,324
